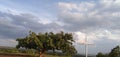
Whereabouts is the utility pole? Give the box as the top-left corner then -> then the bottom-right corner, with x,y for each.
75,33 -> 95,57
81,34 -> 94,57
85,35 -> 88,57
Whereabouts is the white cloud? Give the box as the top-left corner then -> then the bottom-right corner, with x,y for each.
57,0 -> 120,31
57,1 -> 120,50
58,2 -> 95,12
73,29 -> 120,54
0,5 -> 23,15
58,2 -> 77,11
9,39 -> 17,43
74,31 -> 97,45
100,0 -> 120,6
74,32 -> 86,44
95,30 -> 120,41
38,17 -> 52,24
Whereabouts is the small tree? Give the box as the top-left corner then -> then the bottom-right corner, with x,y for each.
16,31 -> 77,57
96,52 -> 105,57
109,45 -> 120,57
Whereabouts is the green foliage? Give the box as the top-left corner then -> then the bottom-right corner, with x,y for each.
0,48 -> 38,57
109,45 -> 120,57
16,31 -> 77,56
0,48 -> 19,54
96,52 -> 106,57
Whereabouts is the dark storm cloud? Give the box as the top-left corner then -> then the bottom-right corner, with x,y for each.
0,11 -> 61,39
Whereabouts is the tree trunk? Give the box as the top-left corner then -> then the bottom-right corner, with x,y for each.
39,52 -> 43,57
39,49 -> 45,57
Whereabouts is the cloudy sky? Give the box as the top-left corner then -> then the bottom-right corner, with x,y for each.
0,0 -> 120,55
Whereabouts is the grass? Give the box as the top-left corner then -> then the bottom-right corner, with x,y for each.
0,52 -> 96,57
0,47 -> 95,57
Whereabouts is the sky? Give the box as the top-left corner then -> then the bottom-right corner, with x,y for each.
0,0 -> 120,55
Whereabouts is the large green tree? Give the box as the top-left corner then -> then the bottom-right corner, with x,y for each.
16,31 -> 77,57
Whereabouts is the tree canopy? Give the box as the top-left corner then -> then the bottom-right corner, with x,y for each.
16,31 -> 77,57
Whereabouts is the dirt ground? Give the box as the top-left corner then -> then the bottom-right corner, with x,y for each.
0,54 -> 34,57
